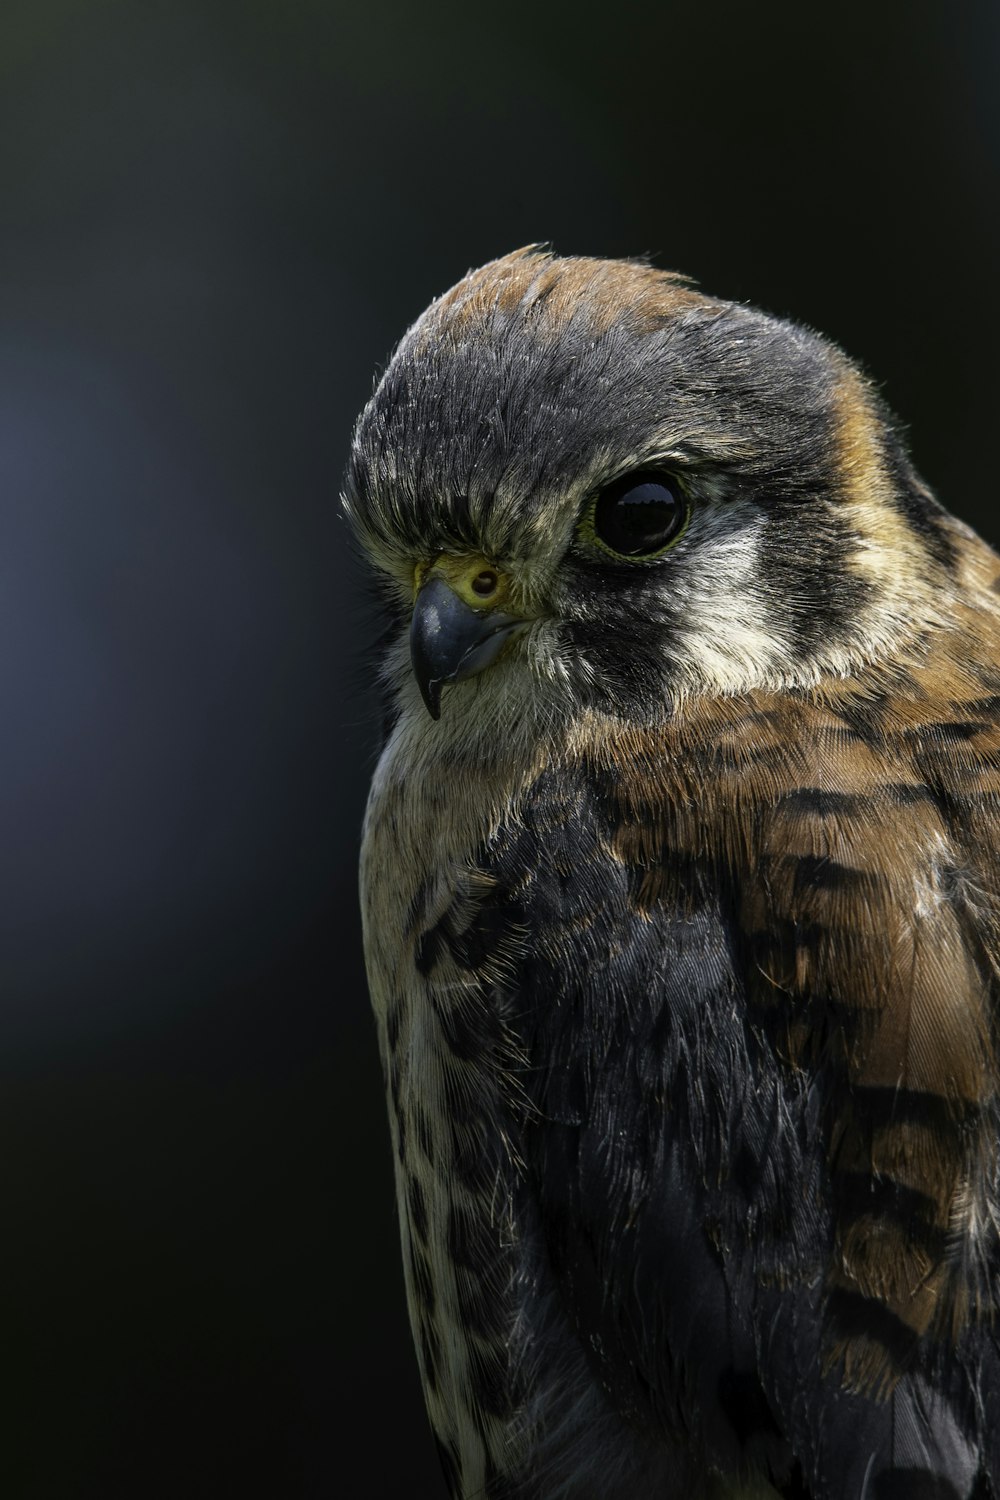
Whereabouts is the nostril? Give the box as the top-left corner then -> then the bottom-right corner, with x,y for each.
471,569 -> 498,598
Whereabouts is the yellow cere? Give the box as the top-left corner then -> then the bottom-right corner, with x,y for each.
414,554 -> 511,610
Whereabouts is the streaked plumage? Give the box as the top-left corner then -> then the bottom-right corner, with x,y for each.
345,249 -> 1000,1498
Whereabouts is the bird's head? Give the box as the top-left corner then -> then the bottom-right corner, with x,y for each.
343,248 -> 955,748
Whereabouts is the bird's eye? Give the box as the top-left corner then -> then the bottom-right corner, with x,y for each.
585,471 -> 690,560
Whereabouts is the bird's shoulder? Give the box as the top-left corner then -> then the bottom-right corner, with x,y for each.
477,522 -> 1000,1393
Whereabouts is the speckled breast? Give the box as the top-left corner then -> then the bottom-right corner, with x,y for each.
359,718 -> 538,1496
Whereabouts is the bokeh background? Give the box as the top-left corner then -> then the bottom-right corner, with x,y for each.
0,1 -> 997,1494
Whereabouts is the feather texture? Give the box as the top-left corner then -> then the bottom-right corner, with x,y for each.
351,250 -> 1000,1497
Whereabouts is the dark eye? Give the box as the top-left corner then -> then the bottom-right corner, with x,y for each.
589,471 -> 689,559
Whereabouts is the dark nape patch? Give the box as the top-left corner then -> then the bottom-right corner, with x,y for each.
880,430 -> 959,574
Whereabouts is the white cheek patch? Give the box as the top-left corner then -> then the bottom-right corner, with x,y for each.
668,504 -> 795,696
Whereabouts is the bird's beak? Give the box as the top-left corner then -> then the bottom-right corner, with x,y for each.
409,561 -> 526,720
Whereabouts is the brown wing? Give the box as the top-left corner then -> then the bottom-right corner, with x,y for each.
596,526 -> 1000,1392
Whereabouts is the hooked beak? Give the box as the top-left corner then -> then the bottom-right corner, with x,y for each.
409,574 -> 525,719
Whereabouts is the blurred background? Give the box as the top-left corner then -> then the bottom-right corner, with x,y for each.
0,0 -> 996,1494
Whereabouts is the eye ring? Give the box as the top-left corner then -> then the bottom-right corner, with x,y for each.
579,470 -> 691,562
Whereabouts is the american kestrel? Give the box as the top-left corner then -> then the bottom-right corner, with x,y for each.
344,249 -> 1000,1498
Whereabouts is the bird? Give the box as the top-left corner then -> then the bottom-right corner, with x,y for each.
343,247 -> 1000,1499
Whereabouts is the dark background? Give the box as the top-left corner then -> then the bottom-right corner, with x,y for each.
0,1 -> 996,1494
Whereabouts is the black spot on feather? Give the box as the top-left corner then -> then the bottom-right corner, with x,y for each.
409,1243 -> 435,1313
420,1317 -> 442,1393
826,1287 -> 920,1369
833,1172 -> 946,1257
407,1174 -> 429,1243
